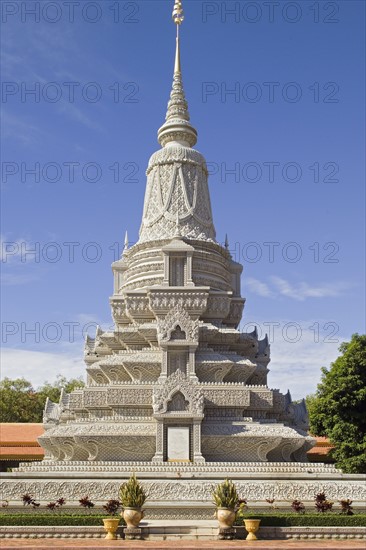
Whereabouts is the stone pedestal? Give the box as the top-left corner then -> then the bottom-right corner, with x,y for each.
124,527 -> 142,540
218,527 -> 235,540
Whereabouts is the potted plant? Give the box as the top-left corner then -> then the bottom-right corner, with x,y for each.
119,473 -> 147,528
212,478 -> 244,530
235,497 -> 261,540
102,499 -> 121,539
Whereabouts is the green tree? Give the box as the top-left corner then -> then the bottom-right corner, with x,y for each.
0,375 -> 84,423
0,378 -> 40,422
308,334 -> 366,473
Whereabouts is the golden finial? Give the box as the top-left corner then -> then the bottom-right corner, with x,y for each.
172,0 -> 184,25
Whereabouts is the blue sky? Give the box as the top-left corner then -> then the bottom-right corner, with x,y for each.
1,0 -> 365,399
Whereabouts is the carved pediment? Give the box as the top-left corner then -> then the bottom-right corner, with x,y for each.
153,371 -> 203,416
157,304 -> 199,343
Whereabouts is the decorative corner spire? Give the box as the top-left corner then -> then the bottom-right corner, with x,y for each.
225,234 -> 229,250
157,0 -> 197,149
123,230 -> 129,254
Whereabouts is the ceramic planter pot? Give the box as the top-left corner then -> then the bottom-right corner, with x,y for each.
122,507 -> 144,528
102,517 -> 120,539
244,518 -> 261,540
216,508 -> 236,529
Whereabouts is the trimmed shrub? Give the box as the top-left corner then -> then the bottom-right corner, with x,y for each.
1,512 -> 365,527
0,514 -> 126,527
234,513 -> 366,527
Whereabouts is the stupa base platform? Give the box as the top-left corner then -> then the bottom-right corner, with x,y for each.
0,522 -> 366,542
1,462 -> 365,514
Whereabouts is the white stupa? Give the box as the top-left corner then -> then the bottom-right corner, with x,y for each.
2,0 -> 364,517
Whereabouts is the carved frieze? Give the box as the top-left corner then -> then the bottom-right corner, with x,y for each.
203,388 -> 250,407
149,291 -> 208,314
68,393 -> 83,410
44,423 -> 155,437
110,299 -> 128,323
203,294 -> 231,319
250,391 -> 273,409
202,436 -> 282,462
107,387 -> 153,406
2,478 -> 365,504
125,294 -> 152,318
224,299 -> 245,325
83,391 -> 107,407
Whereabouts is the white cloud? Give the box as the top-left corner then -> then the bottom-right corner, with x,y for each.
266,322 -> 343,400
270,276 -> 349,301
1,111 -> 47,146
0,347 -> 85,389
0,313 -> 112,387
0,236 -> 24,262
246,277 -> 274,298
57,101 -> 103,131
245,275 -> 351,301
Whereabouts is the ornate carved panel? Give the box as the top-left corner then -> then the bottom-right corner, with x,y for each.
250,391 -> 273,409
149,291 -> 208,314
153,371 -> 203,416
2,478 -> 365,504
107,388 -> 153,406
139,147 -> 216,244
157,304 -> 199,343
83,391 -> 107,407
203,388 -> 250,407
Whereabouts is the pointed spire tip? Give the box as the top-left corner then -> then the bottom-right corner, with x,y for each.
158,0 -> 197,148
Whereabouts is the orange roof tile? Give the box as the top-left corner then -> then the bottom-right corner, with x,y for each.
0,423 -> 44,444
307,436 -> 334,459
0,424 -> 45,461
0,446 -> 44,458
307,447 -> 334,456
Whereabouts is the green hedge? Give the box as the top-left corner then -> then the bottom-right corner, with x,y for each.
0,514 -> 125,527
235,513 -> 366,527
0,513 -> 365,527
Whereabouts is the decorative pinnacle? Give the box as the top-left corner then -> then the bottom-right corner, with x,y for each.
123,230 -> 129,252
173,1 -> 183,72
172,0 -> 184,26
157,0 -> 197,148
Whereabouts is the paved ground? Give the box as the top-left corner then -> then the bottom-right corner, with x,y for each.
1,540 -> 365,550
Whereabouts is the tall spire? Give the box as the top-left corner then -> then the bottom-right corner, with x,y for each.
157,1 -> 197,149
138,0 -> 216,244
